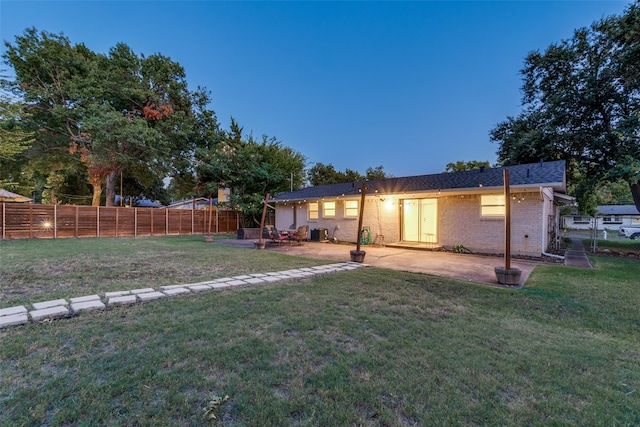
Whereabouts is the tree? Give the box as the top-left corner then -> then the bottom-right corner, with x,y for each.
444,160 -> 492,173
307,162 -> 348,186
365,165 -> 391,180
3,28 -> 215,205
490,4 -> 640,213
0,93 -> 33,161
195,118 -> 306,225
308,163 -> 390,186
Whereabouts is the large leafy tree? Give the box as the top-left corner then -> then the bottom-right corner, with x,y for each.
3,28 -> 215,205
0,93 -> 33,161
444,160 -> 492,173
307,163 -> 390,186
490,4 -> 640,213
195,118 -> 306,225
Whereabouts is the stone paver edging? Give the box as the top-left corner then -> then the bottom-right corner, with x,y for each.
0,262 -> 367,329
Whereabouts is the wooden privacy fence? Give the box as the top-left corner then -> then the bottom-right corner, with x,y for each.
0,203 -> 242,240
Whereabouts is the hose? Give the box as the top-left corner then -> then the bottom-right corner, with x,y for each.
360,227 -> 371,245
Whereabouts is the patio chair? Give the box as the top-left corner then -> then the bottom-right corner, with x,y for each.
270,227 -> 296,244
295,225 -> 309,243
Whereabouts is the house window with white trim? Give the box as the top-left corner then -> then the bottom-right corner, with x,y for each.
481,195 -> 505,217
603,216 -> 622,224
573,216 -> 589,224
345,200 -> 359,218
308,202 -> 319,220
323,201 -> 336,218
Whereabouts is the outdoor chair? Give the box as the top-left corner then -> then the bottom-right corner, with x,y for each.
295,225 -> 309,243
269,227 -> 297,245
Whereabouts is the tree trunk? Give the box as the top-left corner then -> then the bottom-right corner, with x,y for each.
91,183 -> 102,206
105,167 -> 124,207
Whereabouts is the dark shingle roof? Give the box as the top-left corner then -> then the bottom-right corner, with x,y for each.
596,205 -> 640,215
273,160 -> 566,202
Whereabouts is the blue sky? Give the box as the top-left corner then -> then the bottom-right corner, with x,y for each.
1,1 -> 630,178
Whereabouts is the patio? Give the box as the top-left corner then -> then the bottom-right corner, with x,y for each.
214,239 -> 549,287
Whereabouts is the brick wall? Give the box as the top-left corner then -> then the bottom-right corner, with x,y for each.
438,194 -> 543,256
276,191 -> 548,256
276,197 -> 400,244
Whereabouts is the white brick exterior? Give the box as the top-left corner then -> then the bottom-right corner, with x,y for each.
276,187 -> 555,257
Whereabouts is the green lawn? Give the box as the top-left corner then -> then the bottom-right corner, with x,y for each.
1,236 -> 639,426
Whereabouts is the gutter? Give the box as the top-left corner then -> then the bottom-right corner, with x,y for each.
540,187 -> 565,260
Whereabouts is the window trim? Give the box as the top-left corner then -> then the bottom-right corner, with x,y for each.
308,202 -> 319,220
322,201 -> 336,218
480,195 -> 505,218
344,200 -> 359,218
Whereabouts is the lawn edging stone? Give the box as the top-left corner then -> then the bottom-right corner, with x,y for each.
1,262 -> 369,329
30,306 -> 69,322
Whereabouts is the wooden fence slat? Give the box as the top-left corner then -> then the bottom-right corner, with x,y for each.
0,203 -> 241,239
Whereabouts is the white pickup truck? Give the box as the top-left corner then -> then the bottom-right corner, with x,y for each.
619,225 -> 640,240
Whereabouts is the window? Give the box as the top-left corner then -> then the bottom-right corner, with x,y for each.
603,216 -> 621,224
481,195 -> 505,217
308,202 -> 319,220
323,201 -> 336,218
573,216 -> 589,224
345,200 -> 359,218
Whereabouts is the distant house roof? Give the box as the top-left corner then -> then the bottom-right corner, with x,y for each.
114,195 -> 163,208
596,205 -> 640,216
0,188 -> 32,203
273,160 -> 566,202
167,197 -> 217,209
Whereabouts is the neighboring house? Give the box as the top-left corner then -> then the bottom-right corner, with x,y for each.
563,205 -> 640,231
167,190 -> 231,210
114,195 -> 163,208
167,197 -> 215,210
272,160 -> 570,257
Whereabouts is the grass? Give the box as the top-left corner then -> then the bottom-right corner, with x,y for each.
1,235 -> 640,426
0,234 -> 330,306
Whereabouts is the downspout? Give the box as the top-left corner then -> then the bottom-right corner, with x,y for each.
540,187 -> 565,260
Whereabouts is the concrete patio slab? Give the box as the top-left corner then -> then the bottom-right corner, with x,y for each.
214,239 -> 546,287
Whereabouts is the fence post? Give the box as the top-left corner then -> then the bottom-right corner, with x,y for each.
97,206 -> 100,237
165,209 -> 168,236
116,208 -> 119,237
1,203 -> 5,240
29,205 -> 33,239
134,208 -> 138,238
75,206 -> 79,237
54,204 -> 57,239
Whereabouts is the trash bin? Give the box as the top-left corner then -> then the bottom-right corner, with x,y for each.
311,228 -> 328,241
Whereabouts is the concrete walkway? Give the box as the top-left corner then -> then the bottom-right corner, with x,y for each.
563,238 -> 593,268
0,262 -> 366,329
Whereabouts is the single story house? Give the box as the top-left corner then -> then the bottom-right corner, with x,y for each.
272,160 -> 570,257
563,205 -> 640,231
167,197 -> 215,210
